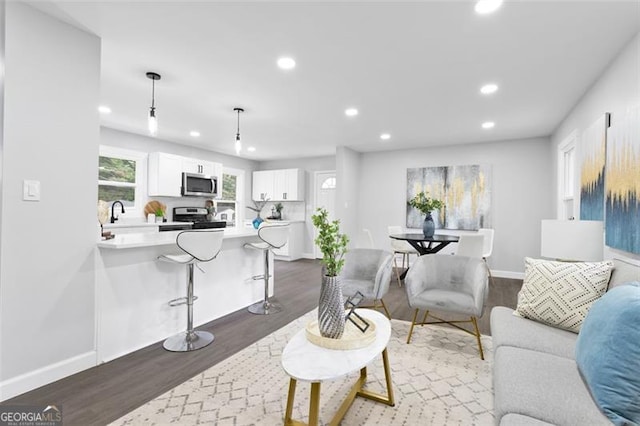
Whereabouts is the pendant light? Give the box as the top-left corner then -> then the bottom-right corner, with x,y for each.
146,72 -> 161,136
234,107 -> 244,155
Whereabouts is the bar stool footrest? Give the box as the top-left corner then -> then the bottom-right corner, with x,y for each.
168,295 -> 198,307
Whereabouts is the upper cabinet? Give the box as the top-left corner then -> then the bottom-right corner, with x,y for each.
148,152 -> 182,197
148,152 -> 223,197
252,168 -> 305,201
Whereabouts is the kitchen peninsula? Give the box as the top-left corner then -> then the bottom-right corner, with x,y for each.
96,227 -> 272,362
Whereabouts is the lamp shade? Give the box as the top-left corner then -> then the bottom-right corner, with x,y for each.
541,220 -> 604,262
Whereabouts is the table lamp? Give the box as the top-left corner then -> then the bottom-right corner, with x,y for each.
540,220 -> 604,262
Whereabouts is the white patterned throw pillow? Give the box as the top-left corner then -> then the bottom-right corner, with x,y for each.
515,257 -> 614,333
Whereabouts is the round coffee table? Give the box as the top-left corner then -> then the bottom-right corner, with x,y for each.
281,309 -> 395,425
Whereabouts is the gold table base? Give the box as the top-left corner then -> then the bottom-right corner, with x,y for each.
284,348 -> 395,426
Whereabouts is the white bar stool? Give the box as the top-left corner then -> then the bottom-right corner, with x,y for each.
244,223 -> 290,315
158,229 -> 224,352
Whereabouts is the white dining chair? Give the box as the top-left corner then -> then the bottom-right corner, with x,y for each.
388,225 -> 418,286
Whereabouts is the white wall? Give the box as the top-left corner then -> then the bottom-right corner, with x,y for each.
101,127 -> 259,223
336,146 -> 362,250
0,2 -> 100,399
258,155 -> 335,256
552,32 -> 640,263
357,138 -> 553,276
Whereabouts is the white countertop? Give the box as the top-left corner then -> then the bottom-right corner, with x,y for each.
103,221 -> 190,229
97,227 -> 260,249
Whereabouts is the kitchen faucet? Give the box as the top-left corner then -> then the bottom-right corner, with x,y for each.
110,200 -> 125,223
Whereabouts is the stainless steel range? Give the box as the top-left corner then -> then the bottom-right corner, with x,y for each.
167,207 -> 227,230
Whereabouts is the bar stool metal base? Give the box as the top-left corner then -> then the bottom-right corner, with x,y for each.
163,330 -> 214,352
248,298 -> 282,315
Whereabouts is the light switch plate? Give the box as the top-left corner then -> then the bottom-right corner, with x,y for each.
23,180 -> 41,201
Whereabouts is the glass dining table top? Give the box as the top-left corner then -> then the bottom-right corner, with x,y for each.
390,233 -> 460,243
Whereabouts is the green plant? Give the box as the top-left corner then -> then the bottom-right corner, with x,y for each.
312,208 -> 349,277
274,202 -> 284,213
154,207 -> 164,217
408,192 -> 444,215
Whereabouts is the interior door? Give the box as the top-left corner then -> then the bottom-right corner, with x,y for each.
314,171 -> 337,259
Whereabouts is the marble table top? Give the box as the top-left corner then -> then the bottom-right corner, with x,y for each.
281,309 -> 391,382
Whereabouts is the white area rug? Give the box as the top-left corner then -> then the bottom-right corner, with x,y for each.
111,310 -> 494,425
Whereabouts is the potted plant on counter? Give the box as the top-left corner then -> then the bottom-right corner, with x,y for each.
408,191 -> 444,237
273,202 -> 284,220
312,207 -> 349,339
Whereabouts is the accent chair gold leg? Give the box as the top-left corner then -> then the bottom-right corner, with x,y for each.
309,382 -> 321,426
471,316 -> 485,360
421,310 -> 429,325
378,299 -> 391,319
407,309 -> 419,344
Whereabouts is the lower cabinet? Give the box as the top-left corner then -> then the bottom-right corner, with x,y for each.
273,222 -> 304,261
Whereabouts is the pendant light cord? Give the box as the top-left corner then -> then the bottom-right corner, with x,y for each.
236,109 -> 241,139
151,79 -> 156,109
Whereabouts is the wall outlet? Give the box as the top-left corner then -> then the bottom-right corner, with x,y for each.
23,180 -> 41,201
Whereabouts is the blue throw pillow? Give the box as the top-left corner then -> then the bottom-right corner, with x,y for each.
575,282 -> 640,426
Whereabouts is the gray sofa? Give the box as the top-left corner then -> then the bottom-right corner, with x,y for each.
491,259 -> 640,426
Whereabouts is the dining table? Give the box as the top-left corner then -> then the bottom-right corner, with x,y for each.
389,233 -> 460,279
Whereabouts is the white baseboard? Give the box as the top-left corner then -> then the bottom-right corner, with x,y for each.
492,270 -> 525,280
301,252 -> 316,260
0,351 -> 96,401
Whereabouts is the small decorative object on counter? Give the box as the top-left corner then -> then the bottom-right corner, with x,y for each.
312,207 -> 349,339
273,202 -> 284,220
247,198 -> 269,229
205,199 -> 216,222
154,207 -> 165,223
408,191 -> 444,238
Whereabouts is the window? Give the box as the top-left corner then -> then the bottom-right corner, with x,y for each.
321,177 -> 336,189
215,167 -> 244,228
558,131 -> 577,219
98,146 -> 146,215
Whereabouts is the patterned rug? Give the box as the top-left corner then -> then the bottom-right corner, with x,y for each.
110,310 -> 494,425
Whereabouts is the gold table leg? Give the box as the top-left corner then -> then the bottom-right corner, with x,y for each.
283,348 -> 394,425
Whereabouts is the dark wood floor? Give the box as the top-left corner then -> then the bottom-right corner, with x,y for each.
3,259 -> 521,426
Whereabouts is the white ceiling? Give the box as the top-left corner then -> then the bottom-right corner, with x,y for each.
30,1 -> 640,160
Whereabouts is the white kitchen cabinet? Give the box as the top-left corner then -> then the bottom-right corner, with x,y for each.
252,168 -> 305,201
252,170 -> 274,201
149,152 -> 223,198
148,152 -> 183,197
273,221 -> 304,261
182,157 -> 218,176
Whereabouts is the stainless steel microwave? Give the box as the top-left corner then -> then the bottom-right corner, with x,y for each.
181,172 -> 218,197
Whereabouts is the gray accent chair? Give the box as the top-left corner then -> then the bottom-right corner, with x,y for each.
404,254 -> 489,359
338,248 -> 394,319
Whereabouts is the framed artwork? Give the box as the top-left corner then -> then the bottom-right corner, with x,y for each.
605,108 -> 639,254
407,164 -> 492,230
579,114 -> 609,220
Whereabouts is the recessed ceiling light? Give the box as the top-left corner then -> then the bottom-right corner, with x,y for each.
277,57 -> 296,70
482,121 -> 495,129
247,146 -> 256,152
475,0 -> 503,15
345,108 -> 359,117
480,83 -> 499,95
380,133 -> 391,140
190,131 -> 200,137
98,105 -> 111,114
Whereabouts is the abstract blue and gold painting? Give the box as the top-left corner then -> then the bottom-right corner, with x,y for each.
605,108 -> 639,254
406,164 -> 492,230
580,114 -> 608,221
